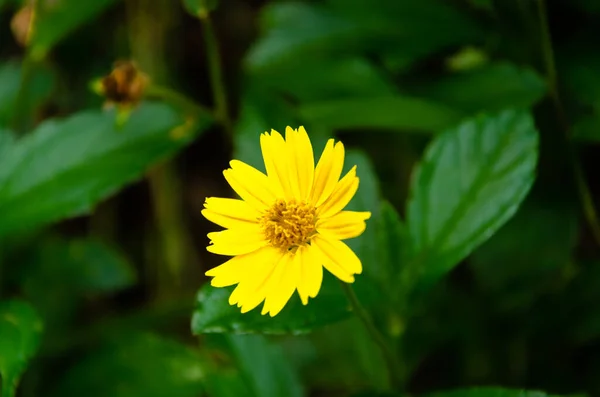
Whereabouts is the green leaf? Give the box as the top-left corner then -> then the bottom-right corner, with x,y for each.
412,62 -> 547,113
226,334 -> 304,397
423,387 -> 555,397
0,300 -> 43,397
182,0 -> 219,17
406,109 -> 539,289
0,61 -> 55,128
298,96 -> 464,133
250,57 -> 396,102
52,332 -> 205,397
247,0 -> 481,72
0,102 -> 209,237
30,0 -> 119,59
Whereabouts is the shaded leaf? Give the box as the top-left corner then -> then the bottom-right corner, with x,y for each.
423,387 -> 555,397
0,300 -> 43,397
30,0 -> 119,59
0,61 -> 55,128
412,62 -> 547,113
407,109 -> 539,289
298,96 -> 464,133
52,332 -> 205,397
226,334 -> 304,397
0,102 -> 210,237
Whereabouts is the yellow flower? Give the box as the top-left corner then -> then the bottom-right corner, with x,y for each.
202,127 -> 371,317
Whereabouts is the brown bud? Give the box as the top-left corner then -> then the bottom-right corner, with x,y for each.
99,60 -> 149,109
11,6 -> 34,47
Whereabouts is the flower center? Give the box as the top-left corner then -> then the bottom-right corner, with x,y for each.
260,199 -> 317,250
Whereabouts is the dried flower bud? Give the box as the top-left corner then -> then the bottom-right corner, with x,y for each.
11,5 -> 34,47
99,60 -> 149,109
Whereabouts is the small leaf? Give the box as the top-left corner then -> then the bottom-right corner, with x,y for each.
52,332 -> 205,397
423,387 -> 555,397
0,300 -> 43,397
0,61 -> 55,128
406,109 -> 539,289
226,334 -> 304,397
30,0 -> 119,59
298,96 -> 464,133
411,62 -> 547,113
0,102 -> 210,237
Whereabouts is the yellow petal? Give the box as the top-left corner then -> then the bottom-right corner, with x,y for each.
311,235 -> 361,282
227,247 -> 285,310
201,197 -> 261,229
223,160 -> 277,211
261,252 -> 297,316
261,130 -> 292,199
285,126 -> 315,200
317,166 -> 359,219
317,211 -> 371,240
206,245 -> 277,287
206,225 -> 267,255
296,245 -> 322,305
310,139 -> 345,207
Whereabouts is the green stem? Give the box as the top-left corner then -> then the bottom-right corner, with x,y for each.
535,0 -> 600,247
199,11 -> 234,143
12,0 -> 41,134
145,84 -> 213,119
340,282 -> 405,391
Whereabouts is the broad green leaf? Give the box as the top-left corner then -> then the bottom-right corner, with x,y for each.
30,0 -> 119,59
407,109 -> 538,289
191,273 -> 351,335
247,0 -> 481,72
423,387 -> 555,397
226,334 -> 304,397
411,62 -> 547,113
298,96 -> 464,133
182,0 -> 219,16
250,57 -> 395,102
0,102 -> 210,237
22,238 -> 135,294
0,61 -> 55,128
52,332 -> 205,397
0,300 -> 43,397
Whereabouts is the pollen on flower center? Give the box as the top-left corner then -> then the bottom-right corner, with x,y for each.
260,199 -> 317,249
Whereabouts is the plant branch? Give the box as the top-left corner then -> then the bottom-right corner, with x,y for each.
536,0 -> 600,247
340,282 -> 405,391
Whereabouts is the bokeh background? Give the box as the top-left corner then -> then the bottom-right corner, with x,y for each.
1,0 -> 600,396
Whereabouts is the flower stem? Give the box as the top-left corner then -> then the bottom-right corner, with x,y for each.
145,84 -> 213,119
198,10 -> 234,145
340,281 -> 405,391
535,0 -> 600,247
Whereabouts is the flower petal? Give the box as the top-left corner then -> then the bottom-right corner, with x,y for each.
317,166 -> 359,219
296,245 -> 322,305
310,139 -> 345,207
201,197 -> 261,229
261,130 -> 292,199
227,247 -> 286,311
317,211 -> 371,240
206,245 -> 277,287
285,126 -> 315,201
224,160 -> 277,211
261,252 -> 297,317
206,225 -> 267,255
311,235 -> 361,282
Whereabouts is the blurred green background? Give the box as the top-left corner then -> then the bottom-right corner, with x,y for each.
1,0 -> 600,396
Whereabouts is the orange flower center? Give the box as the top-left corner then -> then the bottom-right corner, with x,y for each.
261,199 -> 317,249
